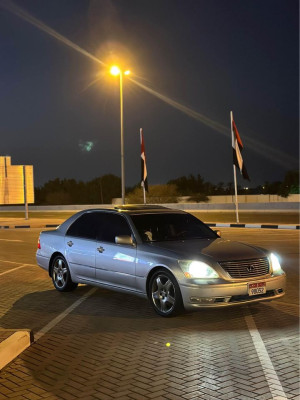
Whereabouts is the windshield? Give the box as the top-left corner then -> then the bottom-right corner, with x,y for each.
130,213 -> 218,242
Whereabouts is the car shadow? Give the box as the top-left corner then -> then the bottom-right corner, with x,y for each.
1,286 -> 298,399
0,285 -> 298,335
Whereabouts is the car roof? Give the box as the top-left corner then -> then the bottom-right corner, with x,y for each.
115,205 -> 167,211
113,205 -> 185,215
68,205 -> 184,214
73,205 -> 186,215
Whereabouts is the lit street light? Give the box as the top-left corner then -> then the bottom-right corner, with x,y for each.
110,65 -> 130,205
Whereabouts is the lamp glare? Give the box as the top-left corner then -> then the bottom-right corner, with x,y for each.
110,66 -> 120,76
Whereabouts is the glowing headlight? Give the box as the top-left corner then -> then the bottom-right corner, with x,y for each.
270,253 -> 282,272
179,260 -> 219,278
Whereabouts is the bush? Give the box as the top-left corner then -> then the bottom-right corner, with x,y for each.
126,184 -> 179,204
188,193 -> 209,203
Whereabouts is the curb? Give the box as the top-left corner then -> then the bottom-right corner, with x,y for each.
0,224 -> 60,229
0,223 -> 299,230
208,223 -> 299,230
0,329 -> 33,370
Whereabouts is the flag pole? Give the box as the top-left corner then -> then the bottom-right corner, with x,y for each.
142,181 -> 146,204
233,164 -> 239,223
231,111 -> 239,223
140,128 -> 147,204
23,165 -> 29,220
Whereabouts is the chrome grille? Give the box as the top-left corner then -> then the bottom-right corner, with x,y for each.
219,257 -> 270,279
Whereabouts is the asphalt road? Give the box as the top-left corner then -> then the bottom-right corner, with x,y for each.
0,228 -> 299,400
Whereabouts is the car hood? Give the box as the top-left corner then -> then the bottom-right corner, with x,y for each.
148,238 -> 267,262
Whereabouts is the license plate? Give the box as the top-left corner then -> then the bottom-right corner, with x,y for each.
248,282 -> 266,296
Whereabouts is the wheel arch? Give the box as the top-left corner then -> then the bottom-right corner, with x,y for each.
48,252 -> 65,277
146,265 -> 178,298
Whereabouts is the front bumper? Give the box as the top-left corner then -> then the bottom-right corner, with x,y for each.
180,273 -> 286,310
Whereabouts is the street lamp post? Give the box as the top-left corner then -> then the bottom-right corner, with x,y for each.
119,71 -> 125,205
110,66 -> 130,205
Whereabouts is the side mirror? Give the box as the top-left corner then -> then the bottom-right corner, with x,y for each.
214,230 -> 221,237
115,235 -> 135,246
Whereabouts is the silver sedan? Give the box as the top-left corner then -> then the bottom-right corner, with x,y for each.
36,205 -> 286,317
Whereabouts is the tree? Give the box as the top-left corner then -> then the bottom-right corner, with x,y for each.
35,175 -> 121,205
168,174 -> 208,202
278,170 -> 299,197
126,184 -> 179,204
35,178 -> 79,205
34,170 -> 299,205
86,175 -> 121,204
168,174 -> 205,195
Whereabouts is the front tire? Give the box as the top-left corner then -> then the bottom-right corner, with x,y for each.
51,255 -> 78,292
149,269 -> 183,317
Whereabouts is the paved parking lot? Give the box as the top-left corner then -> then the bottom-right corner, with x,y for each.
0,228 -> 299,400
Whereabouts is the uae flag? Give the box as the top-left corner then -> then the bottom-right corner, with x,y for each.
140,128 -> 148,191
231,116 -> 250,181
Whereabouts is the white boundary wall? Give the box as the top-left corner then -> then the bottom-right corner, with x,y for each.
0,194 -> 298,212
0,203 -> 299,212
178,194 -> 300,203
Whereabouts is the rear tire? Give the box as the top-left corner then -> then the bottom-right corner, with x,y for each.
51,255 -> 77,292
149,269 -> 183,317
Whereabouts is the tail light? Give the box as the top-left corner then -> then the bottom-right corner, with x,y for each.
37,237 -> 41,249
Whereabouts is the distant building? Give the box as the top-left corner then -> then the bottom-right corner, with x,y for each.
0,156 -> 34,204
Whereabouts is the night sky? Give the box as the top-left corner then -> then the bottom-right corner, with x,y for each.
0,0 -> 298,188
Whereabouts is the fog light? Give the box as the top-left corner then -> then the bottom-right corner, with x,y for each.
214,298 -> 225,303
190,297 -> 214,304
190,297 -> 199,303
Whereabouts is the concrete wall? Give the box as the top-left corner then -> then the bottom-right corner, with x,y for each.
0,201 -> 299,212
178,194 -> 300,203
164,202 -> 299,211
0,194 -> 298,212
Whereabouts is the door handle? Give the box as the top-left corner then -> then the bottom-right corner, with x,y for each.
97,246 -> 105,253
67,241 -> 73,247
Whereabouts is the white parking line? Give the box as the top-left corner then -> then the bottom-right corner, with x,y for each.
34,287 -> 98,342
0,260 -> 36,275
244,310 -> 287,400
0,239 -> 23,242
0,259 -> 36,266
0,265 -> 28,276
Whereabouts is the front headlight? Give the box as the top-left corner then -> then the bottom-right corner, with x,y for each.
269,253 -> 282,272
179,260 -> 219,278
